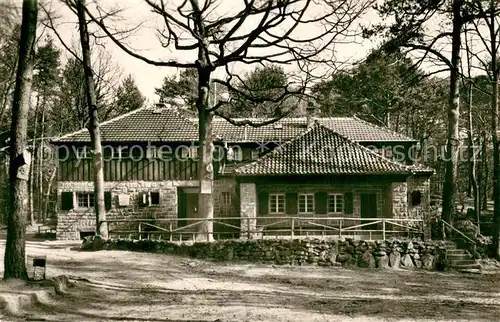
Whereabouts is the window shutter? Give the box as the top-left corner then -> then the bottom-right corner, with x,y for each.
344,192 -> 353,214
258,191 -> 269,215
61,192 -> 74,210
286,192 -> 297,214
104,191 -> 112,211
177,190 -> 186,220
315,192 -> 327,214
139,192 -> 149,207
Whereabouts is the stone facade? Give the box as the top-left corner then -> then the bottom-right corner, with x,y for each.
57,179 -> 240,240
391,182 -> 408,219
56,175 -> 432,240
407,175 -> 432,238
407,176 -> 431,219
239,183 -> 257,238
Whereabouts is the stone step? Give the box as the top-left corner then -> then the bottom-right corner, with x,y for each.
450,259 -> 477,266
452,263 -> 481,270
458,268 -> 482,274
447,254 -> 472,261
445,249 -> 468,254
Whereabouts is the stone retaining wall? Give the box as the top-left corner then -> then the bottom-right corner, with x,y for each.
82,237 -> 449,271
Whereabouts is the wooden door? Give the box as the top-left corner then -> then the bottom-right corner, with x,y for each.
360,193 -> 377,230
177,188 -> 199,228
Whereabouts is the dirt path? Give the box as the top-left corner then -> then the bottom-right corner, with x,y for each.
0,240 -> 499,321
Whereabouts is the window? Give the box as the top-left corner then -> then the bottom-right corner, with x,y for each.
76,192 -> 94,208
189,146 -> 198,159
157,146 -> 173,160
221,191 -> 231,206
298,193 -> 314,214
328,193 -> 344,214
251,150 -> 260,160
228,146 -> 243,161
384,147 -> 393,159
269,194 -> 285,214
118,147 -> 129,159
233,149 -> 243,161
75,146 -> 90,159
150,192 -> 160,205
411,190 -> 422,206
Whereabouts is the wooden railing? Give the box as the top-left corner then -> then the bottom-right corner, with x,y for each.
102,216 -> 424,241
440,219 -> 478,254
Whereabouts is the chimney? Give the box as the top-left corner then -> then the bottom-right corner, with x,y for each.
155,102 -> 167,109
306,101 -> 316,129
153,102 -> 167,114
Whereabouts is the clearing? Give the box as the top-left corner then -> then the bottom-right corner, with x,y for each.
0,239 -> 499,322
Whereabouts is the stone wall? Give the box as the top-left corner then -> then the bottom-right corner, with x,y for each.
213,178 -> 239,218
57,179 -> 242,240
240,183 -> 257,238
82,237 -> 448,271
408,176 -> 432,238
391,182 -> 408,219
407,176 -> 431,219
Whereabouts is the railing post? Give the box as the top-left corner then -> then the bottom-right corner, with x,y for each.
339,219 -> 342,238
169,222 -> 172,241
207,218 -> 210,241
291,217 -> 295,238
247,217 -> 251,239
382,219 -> 386,241
138,222 -> 142,240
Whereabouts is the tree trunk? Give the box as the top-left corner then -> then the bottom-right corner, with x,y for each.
489,0 -> 500,258
38,105 -> 45,222
28,96 -> 38,225
196,66 -> 214,242
76,0 -> 108,239
441,0 -> 462,229
4,0 -> 37,280
0,52 -> 18,122
464,29 -> 480,230
467,84 -> 480,229
482,130 -> 489,210
43,166 -> 57,221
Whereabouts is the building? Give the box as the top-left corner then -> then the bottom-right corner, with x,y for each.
51,104 -> 433,240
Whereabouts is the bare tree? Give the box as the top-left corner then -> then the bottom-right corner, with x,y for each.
75,0 -> 108,238
466,0 -> 500,258
4,0 -> 37,280
462,28 -> 480,230
80,0 -> 371,241
372,0 -> 500,235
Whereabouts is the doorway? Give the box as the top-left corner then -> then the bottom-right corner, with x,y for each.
177,188 -> 199,227
360,193 -> 377,230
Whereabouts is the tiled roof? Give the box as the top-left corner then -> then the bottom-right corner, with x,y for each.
53,107 -> 415,143
53,107 -> 199,142
209,117 -> 414,143
230,123 -> 417,176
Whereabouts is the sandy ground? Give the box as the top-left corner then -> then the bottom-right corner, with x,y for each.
0,239 -> 499,322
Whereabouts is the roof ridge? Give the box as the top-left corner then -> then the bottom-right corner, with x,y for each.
54,106 -> 148,142
169,107 -> 198,129
318,123 -> 411,172
234,122 -> 321,174
352,115 -> 414,142
234,122 -> 410,175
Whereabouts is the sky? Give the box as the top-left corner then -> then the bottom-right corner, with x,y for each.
40,0 -> 383,102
